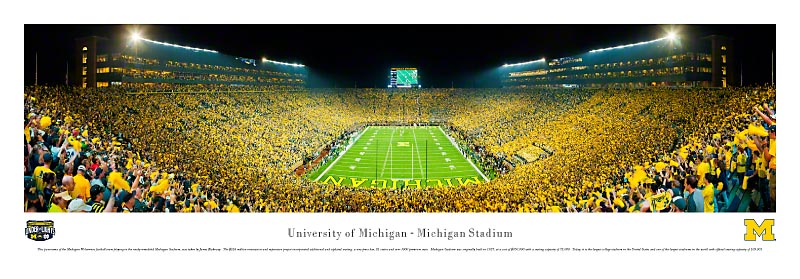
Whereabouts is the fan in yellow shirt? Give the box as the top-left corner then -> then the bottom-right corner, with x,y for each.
32,153 -> 56,192
696,159 -> 710,186
71,166 -> 91,200
48,191 -> 72,213
735,150 -> 748,187
701,174 -> 716,212
226,201 -> 240,213
755,155 -> 768,179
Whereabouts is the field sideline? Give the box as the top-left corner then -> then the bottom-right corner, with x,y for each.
310,126 -> 487,188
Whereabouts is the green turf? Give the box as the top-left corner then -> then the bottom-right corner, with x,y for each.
311,126 -> 488,188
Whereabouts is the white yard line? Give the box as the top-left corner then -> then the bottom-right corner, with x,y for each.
380,127 -> 395,177
314,126 -> 370,181
437,126 -> 489,182
412,127 -> 425,177
391,127 -> 395,179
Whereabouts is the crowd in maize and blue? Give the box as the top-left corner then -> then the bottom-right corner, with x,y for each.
23,83 -> 776,213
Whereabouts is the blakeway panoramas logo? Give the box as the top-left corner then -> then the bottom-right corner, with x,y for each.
26,220 -> 55,241
744,219 -> 775,241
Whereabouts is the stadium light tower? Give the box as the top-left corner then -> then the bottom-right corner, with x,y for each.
132,32 -> 141,41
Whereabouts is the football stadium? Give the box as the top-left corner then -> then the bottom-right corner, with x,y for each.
24,25 -> 776,213
308,125 -> 489,187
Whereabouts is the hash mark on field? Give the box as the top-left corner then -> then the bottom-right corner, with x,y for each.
349,166 -> 356,170
442,152 -> 447,155
355,158 -> 361,162
369,138 -> 373,141
435,142 -> 440,145
363,147 -> 368,150
359,152 -> 365,155
445,158 -> 451,162
438,147 -> 443,150
449,165 -> 456,170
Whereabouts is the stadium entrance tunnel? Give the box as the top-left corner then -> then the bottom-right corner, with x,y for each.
299,124 -> 508,189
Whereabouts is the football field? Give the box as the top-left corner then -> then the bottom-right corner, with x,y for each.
310,126 -> 488,188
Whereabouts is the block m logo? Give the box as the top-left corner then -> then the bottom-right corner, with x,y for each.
744,219 -> 775,241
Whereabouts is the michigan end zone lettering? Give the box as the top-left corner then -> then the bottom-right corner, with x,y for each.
321,176 -> 482,188
744,219 -> 775,241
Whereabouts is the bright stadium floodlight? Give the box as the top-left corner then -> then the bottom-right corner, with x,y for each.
261,58 -> 305,67
131,32 -> 141,41
667,32 -> 677,40
502,58 -> 546,67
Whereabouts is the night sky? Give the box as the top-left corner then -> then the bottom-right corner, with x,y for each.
24,24 -> 775,88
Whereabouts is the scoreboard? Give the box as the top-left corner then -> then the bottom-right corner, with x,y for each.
389,68 -> 420,88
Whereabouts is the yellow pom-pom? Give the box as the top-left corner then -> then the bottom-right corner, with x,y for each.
747,123 -> 768,137
108,172 -> 131,192
150,179 -> 169,193
40,116 -> 52,128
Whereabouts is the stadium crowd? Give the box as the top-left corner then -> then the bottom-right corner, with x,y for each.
23,84 -> 775,213
451,87 -> 776,213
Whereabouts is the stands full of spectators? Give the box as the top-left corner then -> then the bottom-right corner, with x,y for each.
23,84 -> 776,212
